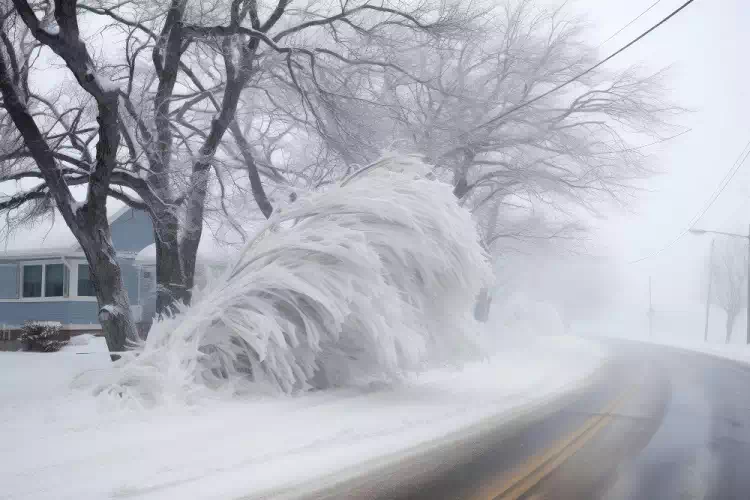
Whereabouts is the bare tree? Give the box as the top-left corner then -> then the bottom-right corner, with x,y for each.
0,1 -> 137,353
0,0 -> 682,333
396,3 -> 677,205
471,200 -> 585,321
710,237 -> 748,343
0,0 -> 472,316
373,1 -> 680,320
197,0 -> 680,323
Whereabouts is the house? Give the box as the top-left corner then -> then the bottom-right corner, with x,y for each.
0,205 -> 157,349
0,198 -> 247,350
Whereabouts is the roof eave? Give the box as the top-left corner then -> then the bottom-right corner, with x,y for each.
0,249 -> 88,260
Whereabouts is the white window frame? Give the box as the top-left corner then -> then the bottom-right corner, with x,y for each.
21,261 -> 48,300
11,259 -> 97,303
74,262 -> 98,299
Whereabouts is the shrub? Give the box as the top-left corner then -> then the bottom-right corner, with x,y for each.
19,321 -> 68,352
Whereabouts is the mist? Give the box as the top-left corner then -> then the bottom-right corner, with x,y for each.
3,0 -> 750,499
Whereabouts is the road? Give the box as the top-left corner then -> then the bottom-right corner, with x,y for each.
298,340 -> 750,500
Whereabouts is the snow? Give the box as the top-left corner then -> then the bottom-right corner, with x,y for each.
94,74 -> 121,94
578,306 -> 750,367
0,335 -> 608,500
61,333 -> 109,352
135,235 -> 234,266
117,160 -> 491,400
677,342 -> 750,365
24,320 -> 61,327
42,24 -> 60,36
627,335 -> 750,366
0,198 -> 128,256
98,304 -> 118,314
134,243 -> 155,263
136,215 -> 262,266
0,157 -> 608,498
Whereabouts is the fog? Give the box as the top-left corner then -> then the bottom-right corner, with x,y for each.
0,0 -> 747,357
508,0 -> 750,346
4,1 -> 750,497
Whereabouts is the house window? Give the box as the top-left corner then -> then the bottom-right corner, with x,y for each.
22,265 -> 42,298
77,264 -> 97,297
45,263 -> 65,297
0,264 -> 19,299
22,263 -> 70,299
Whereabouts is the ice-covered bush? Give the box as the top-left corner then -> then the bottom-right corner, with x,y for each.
95,155 -> 491,404
20,321 -> 68,352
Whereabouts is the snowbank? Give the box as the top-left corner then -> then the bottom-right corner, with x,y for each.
60,333 -> 109,353
624,336 -> 750,366
685,343 -> 750,365
0,335 -> 607,500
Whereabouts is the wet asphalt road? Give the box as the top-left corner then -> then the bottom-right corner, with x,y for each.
300,340 -> 750,500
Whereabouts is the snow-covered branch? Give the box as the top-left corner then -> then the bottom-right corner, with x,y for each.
95,157 -> 490,402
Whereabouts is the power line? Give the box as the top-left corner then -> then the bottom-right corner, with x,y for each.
693,145 -> 750,222
715,188 -> 750,231
617,128 -> 692,153
586,128 -> 691,159
471,0 -> 695,134
629,137 -> 750,264
597,0 -> 663,48
629,141 -> 750,263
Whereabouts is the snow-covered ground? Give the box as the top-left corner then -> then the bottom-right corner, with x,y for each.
572,304 -> 750,367
623,336 -> 750,366
0,335 -> 607,500
681,342 -> 750,365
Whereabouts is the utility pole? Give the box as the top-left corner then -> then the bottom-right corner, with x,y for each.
648,276 -> 654,337
688,227 -> 750,344
704,238 -> 715,342
690,226 -> 750,344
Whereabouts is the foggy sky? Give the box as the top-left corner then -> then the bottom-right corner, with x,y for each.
572,0 -> 750,322
4,0 -> 748,340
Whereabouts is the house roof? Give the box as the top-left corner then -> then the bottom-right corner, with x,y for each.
0,195 -> 249,264
0,201 -> 130,259
135,232 -> 236,266
136,215 -> 254,266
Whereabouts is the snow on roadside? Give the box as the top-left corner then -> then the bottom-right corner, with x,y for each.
60,333 -> 109,353
689,343 -> 750,364
625,335 -> 750,366
0,335 -> 608,500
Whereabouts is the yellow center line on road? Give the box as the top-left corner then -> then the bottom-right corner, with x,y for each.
469,383 -> 638,500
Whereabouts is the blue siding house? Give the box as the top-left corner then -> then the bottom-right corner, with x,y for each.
0,205 -> 157,339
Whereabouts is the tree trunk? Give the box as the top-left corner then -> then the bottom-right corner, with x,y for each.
726,313 -> 736,344
181,39 -> 255,293
474,287 -> 492,322
453,175 -> 470,199
451,154 -> 474,199
153,213 -> 188,316
0,33 -> 138,357
474,204 -> 499,323
180,167 -> 209,294
77,230 -> 138,357
230,123 -> 273,219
